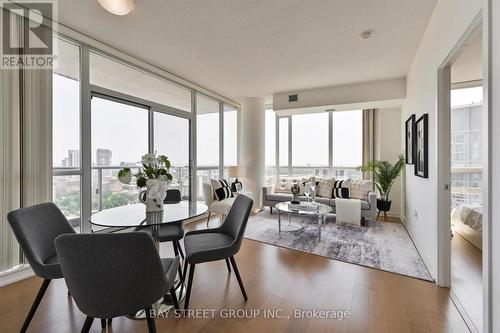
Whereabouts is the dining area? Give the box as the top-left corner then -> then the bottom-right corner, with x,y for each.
7,190 -> 253,333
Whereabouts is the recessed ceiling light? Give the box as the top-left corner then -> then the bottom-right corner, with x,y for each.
359,30 -> 373,40
97,0 -> 135,16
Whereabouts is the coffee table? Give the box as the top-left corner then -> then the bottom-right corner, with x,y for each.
274,201 -> 332,241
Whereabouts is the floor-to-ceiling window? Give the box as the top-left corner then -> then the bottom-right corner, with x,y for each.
49,35 -> 239,235
196,94 -> 220,199
154,113 -> 190,199
291,112 -> 329,177
278,117 -> 290,176
332,110 -> 363,179
195,95 -> 240,199
89,51 -> 195,212
272,110 -> 363,181
90,96 -> 149,212
223,104 -> 238,170
52,36 -> 82,231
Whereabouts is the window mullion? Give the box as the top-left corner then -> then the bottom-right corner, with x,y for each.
329,111 -> 333,175
288,116 -> 292,176
219,101 -> 224,178
81,43 -> 92,234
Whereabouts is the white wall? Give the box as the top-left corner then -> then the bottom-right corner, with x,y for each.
375,108 -> 403,217
402,0 -> 482,279
273,78 -> 406,111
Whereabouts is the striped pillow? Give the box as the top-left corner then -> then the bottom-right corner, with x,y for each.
211,179 -> 234,201
332,179 -> 351,199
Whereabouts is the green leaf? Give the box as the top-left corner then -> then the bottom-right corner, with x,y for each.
136,177 -> 147,188
361,155 -> 405,197
158,155 -> 171,168
118,167 -> 130,178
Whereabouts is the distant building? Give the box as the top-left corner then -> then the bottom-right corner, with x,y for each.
62,149 -> 80,167
450,103 -> 482,208
96,149 -> 112,166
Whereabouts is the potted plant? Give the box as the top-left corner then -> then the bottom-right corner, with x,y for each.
118,153 -> 173,212
361,155 -> 405,221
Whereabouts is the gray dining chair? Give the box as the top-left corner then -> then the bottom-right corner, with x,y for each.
159,189 -> 185,259
182,195 -> 253,309
138,189 -> 185,279
54,232 -> 180,333
7,202 -> 76,333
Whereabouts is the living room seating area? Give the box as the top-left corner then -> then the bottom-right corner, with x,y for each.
262,176 -> 377,223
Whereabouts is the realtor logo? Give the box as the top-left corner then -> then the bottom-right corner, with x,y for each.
1,0 -> 57,68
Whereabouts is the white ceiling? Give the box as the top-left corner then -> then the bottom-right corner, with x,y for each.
58,0 -> 437,101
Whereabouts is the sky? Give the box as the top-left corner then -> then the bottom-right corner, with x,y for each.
265,109 -> 363,168
53,75 -> 237,168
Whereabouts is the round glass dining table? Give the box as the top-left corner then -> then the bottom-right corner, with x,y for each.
89,200 -> 208,319
89,200 -> 208,231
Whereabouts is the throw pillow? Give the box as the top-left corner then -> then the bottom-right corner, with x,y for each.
332,178 -> 351,199
350,179 -> 373,201
274,177 -> 294,193
316,177 -> 336,198
211,179 -> 234,201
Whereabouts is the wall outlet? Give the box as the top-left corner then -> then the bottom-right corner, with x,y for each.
413,209 -> 418,219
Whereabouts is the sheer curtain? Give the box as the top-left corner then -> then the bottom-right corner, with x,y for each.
0,9 -> 52,274
362,109 -> 376,180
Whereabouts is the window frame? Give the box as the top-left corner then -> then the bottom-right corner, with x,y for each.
52,32 -> 240,233
194,92 -> 241,181
276,110 -> 363,179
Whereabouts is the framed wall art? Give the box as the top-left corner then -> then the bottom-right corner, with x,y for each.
414,114 -> 428,178
405,114 -> 416,164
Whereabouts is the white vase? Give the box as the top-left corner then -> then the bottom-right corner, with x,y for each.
139,180 -> 167,212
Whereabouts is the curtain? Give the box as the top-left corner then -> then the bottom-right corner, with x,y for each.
0,9 -> 22,271
0,9 -> 52,272
362,109 -> 376,180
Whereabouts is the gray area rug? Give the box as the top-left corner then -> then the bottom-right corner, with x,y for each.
245,210 -> 432,281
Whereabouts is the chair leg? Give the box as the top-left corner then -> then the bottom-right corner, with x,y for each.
179,259 -> 189,299
225,258 -> 231,273
206,212 -> 212,228
145,306 -> 157,333
172,242 -> 183,280
170,287 -> 180,312
81,316 -> 94,333
229,256 -> 248,300
101,318 -> 106,329
184,264 -> 196,310
176,240 -> 185,259
20,278 -> 51,333
270,206 -> 273,214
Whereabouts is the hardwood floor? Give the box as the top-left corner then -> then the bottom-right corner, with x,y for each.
451,232 -> 482,332
0,217 -> 470,333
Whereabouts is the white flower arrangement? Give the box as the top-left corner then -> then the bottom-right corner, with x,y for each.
118,152 -> 173,188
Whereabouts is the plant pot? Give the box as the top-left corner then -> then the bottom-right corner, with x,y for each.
377,199 -> 392,212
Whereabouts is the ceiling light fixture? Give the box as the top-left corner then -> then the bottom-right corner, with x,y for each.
97,0 -> 135,16
359,30 -> 373,40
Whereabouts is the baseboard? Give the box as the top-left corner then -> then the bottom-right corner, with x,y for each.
398,219 -> 435,283
0,265 -> 34,287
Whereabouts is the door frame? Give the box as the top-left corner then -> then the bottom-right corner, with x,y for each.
436,9 -> 488,331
